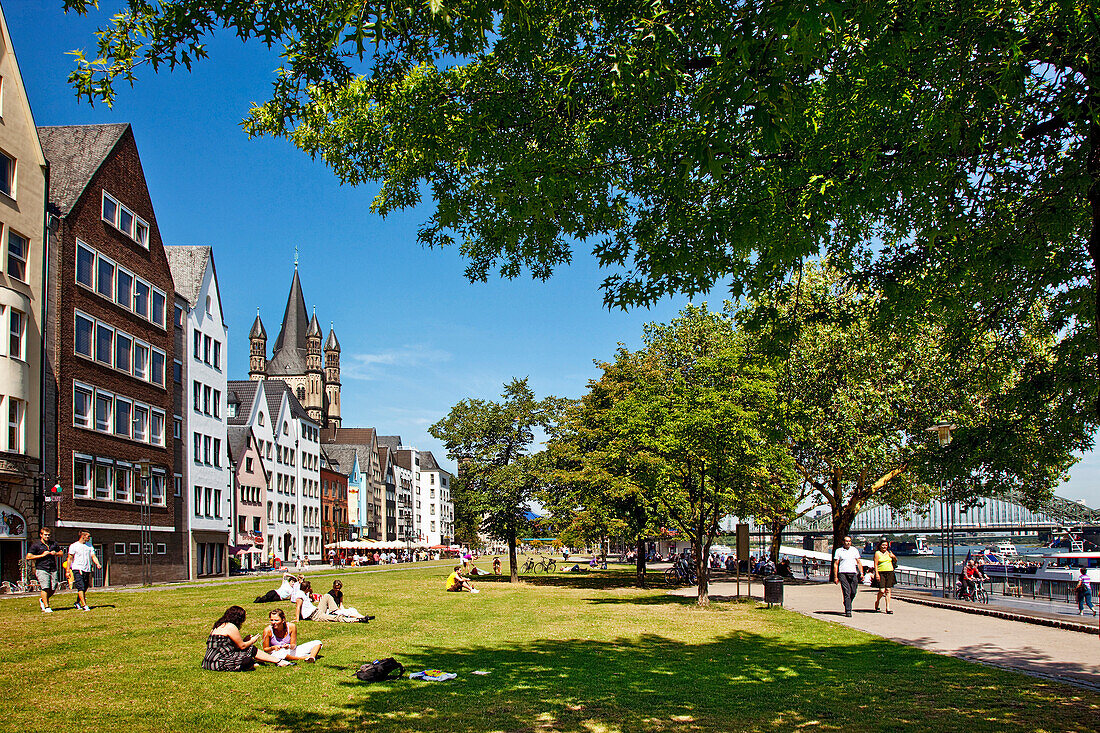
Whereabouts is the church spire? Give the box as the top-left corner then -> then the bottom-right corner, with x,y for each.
267,267 -> 310,375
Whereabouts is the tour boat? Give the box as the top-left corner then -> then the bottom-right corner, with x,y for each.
970,551 -> 1100,583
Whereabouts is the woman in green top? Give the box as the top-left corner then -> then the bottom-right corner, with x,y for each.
873,540 -> 898,614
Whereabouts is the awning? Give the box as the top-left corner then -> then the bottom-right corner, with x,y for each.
230,545 -> 264,556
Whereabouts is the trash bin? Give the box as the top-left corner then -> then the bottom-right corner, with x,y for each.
764,575 -> 784,607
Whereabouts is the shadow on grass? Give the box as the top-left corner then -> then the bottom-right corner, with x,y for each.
245,631 -> 1096,733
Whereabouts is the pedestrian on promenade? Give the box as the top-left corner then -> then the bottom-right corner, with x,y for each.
26,527 -> 64,612
66,530 -> 101,611
832,536 -> 864,617
873,539 -> 898,614
1075,568 -> 1096,616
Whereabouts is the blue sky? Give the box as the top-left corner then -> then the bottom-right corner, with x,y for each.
7,2 -> 1099,509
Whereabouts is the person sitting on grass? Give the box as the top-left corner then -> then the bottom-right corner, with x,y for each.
293,580 -> 369,622
446,566 -> 479,593
492,557 -> 501,575
262,608 -> 322,662
203,605 -> 291,670
325,580 -> 369,621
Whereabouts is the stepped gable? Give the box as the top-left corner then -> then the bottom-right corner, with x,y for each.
37,123 -> 129,213
226,380 -> 259,426
268,267 -> 309,375
164,245 -> 211,304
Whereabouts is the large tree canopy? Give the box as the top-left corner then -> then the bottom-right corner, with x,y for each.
65,1 -> 1100,348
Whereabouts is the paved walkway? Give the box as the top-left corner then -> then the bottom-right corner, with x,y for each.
677,581 -> 1100,690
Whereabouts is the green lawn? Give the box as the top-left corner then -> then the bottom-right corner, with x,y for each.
4,563 -> 1097,732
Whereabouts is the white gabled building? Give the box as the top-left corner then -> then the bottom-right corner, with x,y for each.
165,246 -> 229,578
227,377 -> 321,564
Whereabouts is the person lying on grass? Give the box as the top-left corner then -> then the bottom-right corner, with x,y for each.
202,605 -> 291,671
446,566 -> 479,593
254,571 -> 303,603
292,580 -> 369,622
262,608 -> 322,662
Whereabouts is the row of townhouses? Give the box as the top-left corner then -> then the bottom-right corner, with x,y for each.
0,7 -> 453,587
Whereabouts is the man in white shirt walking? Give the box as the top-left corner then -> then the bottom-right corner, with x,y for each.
832,536 -> 865,617
66,530 -> 102,611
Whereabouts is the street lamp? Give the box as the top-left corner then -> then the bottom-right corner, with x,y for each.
137,458 -> 152,586
926,420 -> 956,597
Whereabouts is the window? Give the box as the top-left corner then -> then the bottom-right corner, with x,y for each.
75,313 -> 93,357
173,416 -> 181,439
133,342 -> 148,380
8,308 -> 23,359
96,256 -> 114,299
116,268 -> 133,309
203,435 -> 211,465
114,398 -> 131,438
193,433 -> 202,464
128,542 -> 140,555
114,467 -> 131,502
135,220 -> 149,247
193,486 -> 201,516
203,335 -> 211,364
213,438 -> 221,467
95,392 -> 112,432
152,289 -> 166,327
94,322 -> 112,364
213,340 -> 221,369
6,229 -> 27,282
73,385 -> 92,428
205,486 -> 213,516
174,474 -> 181,497
114,332 -> 132,373
6,397 -> 22,453
102,192 -> 118,225
94,462 -> 111,500
203,385 -> 211,415
114,543 -> 126,555
213,488 -> 222,518
193,380 -> 202,412
173,360 -> 182,384
0,150 -> 13,198
174,305 -> 184,329
156,542 -> 166,555
119,207 -> 134,237
213,389 -> 220,419
193,330 -> 201,359
132,405 -> 148,443
151,411 -> 165,446
133,279 -> 149,318
150,473 -> 165,505
76,243 -> 95,287
245,456 -> 254,473
151,350 -> 165,386
73,455 -> 92,498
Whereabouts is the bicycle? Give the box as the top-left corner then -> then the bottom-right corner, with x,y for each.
521,558 -> 537,574
664,560 -> 697,587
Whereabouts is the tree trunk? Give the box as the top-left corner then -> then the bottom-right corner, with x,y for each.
769,520 -> 786,561
695,535 -> 710,606
508,523 -> 518,583
635,537 -> 647,588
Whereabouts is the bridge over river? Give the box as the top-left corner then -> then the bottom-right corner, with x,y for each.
782,491 -> 1100,538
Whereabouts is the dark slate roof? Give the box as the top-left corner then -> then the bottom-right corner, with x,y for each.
38,123 -> 129,214
264,379 -> 315,424
419,451 -> 452,477
321,427 -> 375,445
268,268 -> 309,375
323,444 -> 370,475
227,425 -> 251,465
163,245 -> 211,305
227,380 -> 260,426
377,446 -> 391,474
325,327 -> 340,352
377,435 -> 403,452
307,311 -> 322,338
249,313 -> 267,339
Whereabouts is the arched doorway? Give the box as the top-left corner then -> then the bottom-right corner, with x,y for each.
0,504 -> 27,583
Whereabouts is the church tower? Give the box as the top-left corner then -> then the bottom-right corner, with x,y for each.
249,311 -> 267,380
305,309 -> 323,425
324,325 -> 341,428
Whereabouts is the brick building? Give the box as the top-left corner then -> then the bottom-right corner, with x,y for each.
40,123 -> 184,584
319,448 -> 348,550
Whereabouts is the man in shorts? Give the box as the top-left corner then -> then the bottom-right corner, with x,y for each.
26,527 -> 64,612
445,566 -> 479,593
66,530 -> 102,611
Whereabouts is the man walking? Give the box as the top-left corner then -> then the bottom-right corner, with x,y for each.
832,536 -> 865,617
26,527 -> 63,612
66,530 -> 101,611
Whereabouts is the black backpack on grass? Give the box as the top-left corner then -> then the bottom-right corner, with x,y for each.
355,658 -> 404,682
